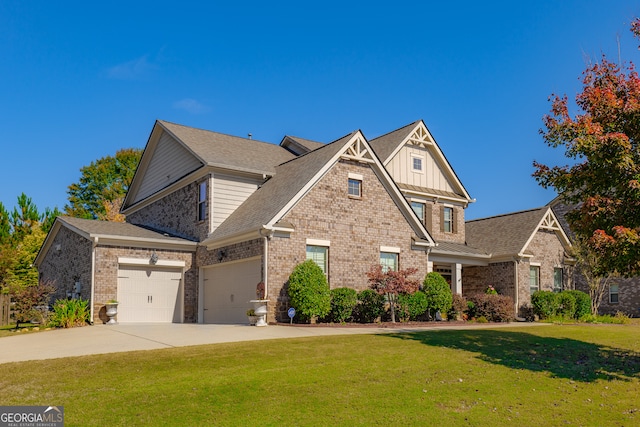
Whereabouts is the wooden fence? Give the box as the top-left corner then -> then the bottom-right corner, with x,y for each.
0,294 -> 10,326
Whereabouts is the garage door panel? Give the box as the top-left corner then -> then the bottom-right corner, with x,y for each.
203,259 -> 261,324
117,266 -> 182,323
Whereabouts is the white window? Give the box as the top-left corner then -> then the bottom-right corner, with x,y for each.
306,245 -> 328,275
411,154 -> 424,173
411,201 -> 425,223
553,268 -> 563,292
380,252 -> 399,272
198,181 -> 207,221
443,206 -> 454,233
348,178 -> 362,197
529,266 -> 540,294
609,284 -> 619,303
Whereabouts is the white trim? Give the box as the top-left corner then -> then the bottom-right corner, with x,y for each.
410,153 -> 425,173
529,262 -> 541,267
348,172 -> 363,180
380,246 -> 401,253
306,238 -> 331,246
117,257 -> 186,268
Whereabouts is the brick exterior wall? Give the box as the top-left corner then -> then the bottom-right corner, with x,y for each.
37,226 -> 93,304
464,262 -> 516,299
428,202 -> 466,244
197,239 -> 263,267
127,178 -> 209,241
266,159 -> 430,322
574,275 -> 640,317
93,246 -> 196,323
462,229 -> 570,316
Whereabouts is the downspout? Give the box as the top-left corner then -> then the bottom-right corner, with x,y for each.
90,237 -> 98,325
513,257 -> 520,318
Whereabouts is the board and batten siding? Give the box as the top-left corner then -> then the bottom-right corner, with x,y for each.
386,145 -> 455,193
134,132 -> 203,204
212,173 -> 261,230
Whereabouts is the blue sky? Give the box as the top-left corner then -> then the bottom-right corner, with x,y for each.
1,1 -> 639,220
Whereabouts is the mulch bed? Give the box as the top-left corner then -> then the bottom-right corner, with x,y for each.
273,320 -> 508,328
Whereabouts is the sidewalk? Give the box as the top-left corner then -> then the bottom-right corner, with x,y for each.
0,321 -> 544,364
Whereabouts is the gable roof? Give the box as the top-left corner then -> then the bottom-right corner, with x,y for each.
203,131 -> 435,248
369,120 -> 473,203
465,207 -> 571,260
123,120 -> 296,211
34,216 -> 196,267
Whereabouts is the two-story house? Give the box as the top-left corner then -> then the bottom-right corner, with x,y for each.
35,119 -> 574,324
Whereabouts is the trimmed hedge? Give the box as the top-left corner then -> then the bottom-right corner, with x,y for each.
397,291 -> 429,321
353,289 -> 385,323
328,287 -> 358,323
531,290 -> 591,320
288,260 -> 331,322
422,272 -> 453,317
467,293 -> 515,322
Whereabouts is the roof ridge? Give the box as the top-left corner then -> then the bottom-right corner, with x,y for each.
158,119 -> 276,146
369,119 -> 421,141
467,206 -> 547,223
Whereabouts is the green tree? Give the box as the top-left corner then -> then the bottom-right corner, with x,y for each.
5,224 -> 47,290
533,18 -> 640,276
66,148 -> 142,220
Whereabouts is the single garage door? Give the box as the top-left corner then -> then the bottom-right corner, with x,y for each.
203,258 -> 261,324
117,266 -> 183,322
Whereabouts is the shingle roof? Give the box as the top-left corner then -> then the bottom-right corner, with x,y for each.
159,120 -> 296,175
397,183 -> 465,200
369,120 -> 421,162
207,132 -> 358,242
58,216 -> 196,243
431,241 -> 490,258
285,136 -> 325,153
465,207 -> 549,258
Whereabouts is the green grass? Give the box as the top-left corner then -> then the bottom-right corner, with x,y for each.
1,324 -> 639,426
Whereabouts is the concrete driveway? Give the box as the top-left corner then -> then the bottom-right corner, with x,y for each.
0,322 -> 543,364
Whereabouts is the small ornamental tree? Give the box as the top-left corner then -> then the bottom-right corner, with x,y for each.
10,281 -> 55,328
422,272 -> 453,319
287,260 -> 330,322
366,264 -> 419,323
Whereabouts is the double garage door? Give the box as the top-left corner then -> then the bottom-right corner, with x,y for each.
202,258 -> 261,324
117,266 -> 183,323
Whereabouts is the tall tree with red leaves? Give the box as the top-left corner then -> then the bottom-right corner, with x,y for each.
534,18 -> 640,276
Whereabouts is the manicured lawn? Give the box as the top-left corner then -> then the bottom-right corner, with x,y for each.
1,324 -> 639,426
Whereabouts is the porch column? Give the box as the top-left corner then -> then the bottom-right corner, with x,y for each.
452,263 -> 463,295
427,260 -> 433,273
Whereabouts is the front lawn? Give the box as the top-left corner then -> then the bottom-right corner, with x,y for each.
0,324 -> 639,426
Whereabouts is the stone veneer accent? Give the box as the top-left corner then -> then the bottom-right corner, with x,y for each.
38,226 -> 93,303
93,246 -> 196,323
127,178 -> 209,242
266,159 -> 430,322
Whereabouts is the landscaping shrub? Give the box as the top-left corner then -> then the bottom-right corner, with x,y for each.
422,272 -> 452,318
557,291 -> 576,318
467,293 -> 515,322
531,291 -> 559,320
328,287 -> 358,323
447,294 -> 468,321
49,298 -> 90,328
353,289 -> 385,323
565,290 -> 591,318
396,291 -> 429,321
287,260 -> 331,322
